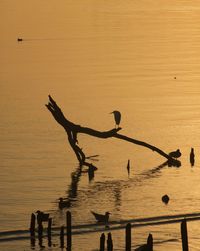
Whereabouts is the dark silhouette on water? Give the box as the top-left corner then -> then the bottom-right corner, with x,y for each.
190,147 -> 195,166
127,159 -> 130,175
46,95 -> 179,169
58,198 -> 71,209
17,38 -> 23,42
91,211 -> 110,224
169,149 -> 181,159
110,110 -> 121,129
162,194 -> 170,204
35,210 -> 49,225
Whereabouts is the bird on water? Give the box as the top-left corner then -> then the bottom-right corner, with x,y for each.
169,149 -> 181,159
162,194 -> 169,204
91,211 -> 110,223
35,210 -> 50,224
110,110 -> 121,129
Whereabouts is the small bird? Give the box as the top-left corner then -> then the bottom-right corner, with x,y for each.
59,198 -> 71,209
110,110 -> 121,129
17,38 -> 23,42
35,210 -> 49,225
169,149 -> 181,159
162,194 -> 169,204
91,211 -> 110,223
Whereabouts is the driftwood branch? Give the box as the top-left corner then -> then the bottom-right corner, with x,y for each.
46,95 -> 179,169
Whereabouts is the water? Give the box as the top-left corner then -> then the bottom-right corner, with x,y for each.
1,0 -> 200,250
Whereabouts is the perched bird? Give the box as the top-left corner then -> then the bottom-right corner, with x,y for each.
35,210 -> 50,225
110,111 -> 121,129
59,197 -> 71,209
169,149 -> 181,159
162,194 -> 169,204
190,147 -> 195,166
91,211 -> 110,223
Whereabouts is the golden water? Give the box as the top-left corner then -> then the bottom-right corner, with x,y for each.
1,0 -> 200,250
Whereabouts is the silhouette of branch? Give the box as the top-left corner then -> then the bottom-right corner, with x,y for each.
46,95 -> 177,168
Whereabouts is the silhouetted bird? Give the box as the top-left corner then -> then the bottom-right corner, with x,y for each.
91,211 -> 110,223
190,147 -> 195,166
127,159 -> 130,175
110,111 -> 121,129
169,149 -> 181,159
59,198 -> 71,209
36,210 -> 49,225
162,194 -> 169,204
17,38 -> 23,42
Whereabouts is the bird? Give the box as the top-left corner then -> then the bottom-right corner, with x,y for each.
17,38 -> 23,42
162,194 -> 169,204
169,149 -> 181,159
91,211 -> 110,223
58,197 -> 71,209
35,210 -> 50,225
110,110 -> 121,129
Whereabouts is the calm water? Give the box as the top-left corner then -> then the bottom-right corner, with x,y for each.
1,1 -> 200,250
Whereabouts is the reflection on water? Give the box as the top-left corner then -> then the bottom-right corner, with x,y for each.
2,0 -> 200,250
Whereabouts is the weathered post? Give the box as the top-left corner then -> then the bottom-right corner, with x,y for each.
66,211 -> 72,251
125,223 -> 131,251
47,218 -> 52,247
181,219 -> 189,251
30,213 -> 36,247
60,226 -> 64,248
147,233 -> 153,251
107,232 -> 113,251
38,223 -> 43,247
100,233 -> 105,251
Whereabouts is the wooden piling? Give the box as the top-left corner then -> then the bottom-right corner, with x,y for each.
100,233 -> 105,251
30,213 -> 36,236
47,218 -> 52,247
66,211 -> 72,250
181,219 -> 189,251
125,223 -> 131,251
60,226 -> 64,248
107,232 -> 113,251
147,233 -> 153,251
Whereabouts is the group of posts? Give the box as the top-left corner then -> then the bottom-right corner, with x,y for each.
30,211 -> 72,249
29,211 -> 189,250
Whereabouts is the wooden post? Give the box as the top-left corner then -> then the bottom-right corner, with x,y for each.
107,232 -> 113,251
125,223 -> 131,251
147,233 -> 153,251
181,219 -> 189,251
60,226 -> 64,248
100,233 -> 105,251
38,223 -> 43,247
47,218 -> 52,247
66,211 -> 72,251
30,213 -> 35,247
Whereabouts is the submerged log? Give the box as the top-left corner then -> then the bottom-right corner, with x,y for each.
46,95 -> 178,168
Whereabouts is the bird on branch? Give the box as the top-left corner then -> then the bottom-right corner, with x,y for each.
169,149 -> 181,159
110,110 -> 121,129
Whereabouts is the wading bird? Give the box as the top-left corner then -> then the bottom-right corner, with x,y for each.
169,149 -> 181,159
110,110 -> 121,129
91,211 -> 110,223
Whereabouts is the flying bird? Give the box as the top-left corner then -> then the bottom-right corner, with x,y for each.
91,211 -> 110,223
110,110 -> 121,129
169,149 -> 181,159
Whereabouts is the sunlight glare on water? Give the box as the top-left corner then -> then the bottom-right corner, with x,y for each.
1,0 -> 200,250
